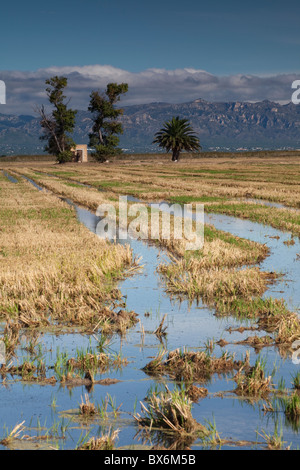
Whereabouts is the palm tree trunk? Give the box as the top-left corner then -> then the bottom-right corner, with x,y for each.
172,147 -> 180,161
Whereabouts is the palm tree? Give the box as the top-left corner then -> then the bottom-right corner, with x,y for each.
153,116 -> 201,161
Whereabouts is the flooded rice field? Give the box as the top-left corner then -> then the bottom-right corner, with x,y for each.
0,161 -> 300,450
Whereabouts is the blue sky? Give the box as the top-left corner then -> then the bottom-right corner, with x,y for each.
1,0 -> 300,74
1,0 -> 300,113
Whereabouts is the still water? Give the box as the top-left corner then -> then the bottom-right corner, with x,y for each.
0,177 -> 299,449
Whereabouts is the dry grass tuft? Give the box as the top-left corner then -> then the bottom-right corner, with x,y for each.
134,385 -> 209,437
143,347 -> 246,383
234,357 -> 273,397
0,421 -> 26,446
258,308 -> 300,345
159,258 -> 269,303
79,394 -> 97,416
77,428 -> 119,450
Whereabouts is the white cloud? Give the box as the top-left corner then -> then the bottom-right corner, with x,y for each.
0,65 -> 299,115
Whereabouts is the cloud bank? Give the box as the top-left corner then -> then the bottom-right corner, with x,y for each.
0,65 -> 299,115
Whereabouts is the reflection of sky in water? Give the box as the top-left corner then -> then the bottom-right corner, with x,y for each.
16,177 -> 300,335
147,200 -> 300,312
6,178 -> 300,449
70,197 -> 300,349
17,171 -> 300,313
2,171 -> 18,183
238,197 -> 300,211
65,200 -> 233,350
20,175 -> 44,191
205,212 -> 300,312
71,197 -> 300,314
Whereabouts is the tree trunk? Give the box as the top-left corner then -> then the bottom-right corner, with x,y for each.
98,127 -> 104,145
172,147 -> 180,161
37,105 -> 64,155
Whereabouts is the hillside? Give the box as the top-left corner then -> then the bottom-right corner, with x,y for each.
1,98 -> 300,155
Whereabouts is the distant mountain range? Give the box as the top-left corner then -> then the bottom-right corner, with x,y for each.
1,98 -> 300,155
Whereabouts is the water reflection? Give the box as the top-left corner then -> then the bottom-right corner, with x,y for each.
3,174 -> 300,449
20,175 -> 45,191
2,171 -> 18,183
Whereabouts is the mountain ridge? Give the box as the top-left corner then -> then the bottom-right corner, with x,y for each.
1,98 -> 300,155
